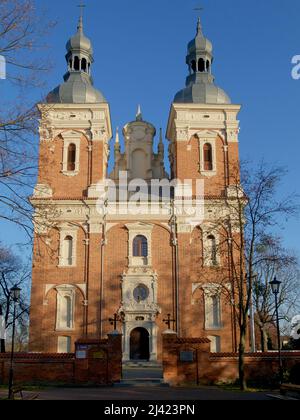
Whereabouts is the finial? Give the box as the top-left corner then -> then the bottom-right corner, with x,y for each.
77,2 -> 86,32
136,105 -> 143,121
115,127 -> 120,144
159,128 -> 163,143
158,128 -> 164,153
194,6 -> 203,35
114,127 -> 121,153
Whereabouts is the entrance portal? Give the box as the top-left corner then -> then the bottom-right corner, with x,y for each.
130,328 -> 150,361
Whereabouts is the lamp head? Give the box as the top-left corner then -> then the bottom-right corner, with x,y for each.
270,277 -> 281,295
10,285 -> 21,302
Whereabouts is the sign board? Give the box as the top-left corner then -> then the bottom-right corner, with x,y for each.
93,350 -> 107,360
77,345 -> 89,351
180,351 -> 195,363
76,350 -> 87,360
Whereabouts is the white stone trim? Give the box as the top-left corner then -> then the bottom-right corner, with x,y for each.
61,131 -> 81,176
126,223 -> 154,267
202,225 -> 220,267
55,285 -> 76,332
33,184 -> 53,198
202,284 -> 223,330
198,136 -> 217,177
58,224 -> 79,268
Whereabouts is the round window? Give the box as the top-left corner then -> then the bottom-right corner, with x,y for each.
133,285 -> 149,302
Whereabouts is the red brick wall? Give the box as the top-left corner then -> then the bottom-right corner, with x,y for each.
0,335 -> 122,386
162,333 -> 300,386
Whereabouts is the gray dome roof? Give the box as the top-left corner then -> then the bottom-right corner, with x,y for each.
66,33 -> 93,54
174,82 -> 231,105
66,16 -> 93,54
187,19 -> 212,55
47,72 -> 106,104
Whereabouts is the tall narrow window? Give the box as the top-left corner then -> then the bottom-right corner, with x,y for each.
198,58 -> 205,72
212,295 -> 221,327
64,236 -> 73,266
67,144 -> 76,172
81,58 -> 87,72
61,296 -> 72,329
208,335 -> 221,353
133,235 -> 148,257
203,143 -> 213,171
206,294 -> 222,329
58,336 -> 71,353
208,235 -> 217,266
74,56 -> 80,71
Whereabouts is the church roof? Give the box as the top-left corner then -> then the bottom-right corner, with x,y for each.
174,17 -> 231,105
47,15 -> 106,104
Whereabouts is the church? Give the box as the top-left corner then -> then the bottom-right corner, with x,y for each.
29,12 -> 242,362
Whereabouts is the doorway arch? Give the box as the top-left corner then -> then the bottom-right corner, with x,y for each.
130,328 -> 150,361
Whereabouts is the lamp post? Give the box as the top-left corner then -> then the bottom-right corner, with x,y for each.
8,285 -> 21,400
269,277 -> 283,385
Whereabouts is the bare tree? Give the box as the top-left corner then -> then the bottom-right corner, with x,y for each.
206,162 -> 299,390
0,243 -> 30,353
253,241 -> 300,352
0,0 -> 55,239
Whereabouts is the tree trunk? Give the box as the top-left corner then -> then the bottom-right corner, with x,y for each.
239,325 -> 247,391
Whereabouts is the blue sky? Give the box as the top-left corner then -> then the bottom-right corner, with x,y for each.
1,0 -> 300,260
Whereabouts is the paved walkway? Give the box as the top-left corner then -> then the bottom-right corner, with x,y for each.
0,386 -> 276,400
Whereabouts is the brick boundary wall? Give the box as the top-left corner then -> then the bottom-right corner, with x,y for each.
162,331 -> 300,386
0,333 -> 122,386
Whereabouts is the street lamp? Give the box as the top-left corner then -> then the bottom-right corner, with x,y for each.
8,285 -> 21,400
269,277 -> 283,385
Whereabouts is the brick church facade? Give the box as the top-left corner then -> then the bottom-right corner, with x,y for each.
29,14 -> 242,361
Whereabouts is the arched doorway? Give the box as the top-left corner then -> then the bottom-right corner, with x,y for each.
130,328 -> 150,361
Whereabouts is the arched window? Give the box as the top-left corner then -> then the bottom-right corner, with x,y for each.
206,60 -> 210,72
207,235 -> 217,266
133,235 -> 148,257
206,294 -> 221,329
198,58 -> 205,72
74,56 -> 80,71
191,60 -> 196,73
212,295 -> 221,326
203,143 -> 213,171
61,295 -> 72,329
64,236 -> 73,266
81,58 -> 87,72
69,59 -> 73,70
67,144 -> 76,172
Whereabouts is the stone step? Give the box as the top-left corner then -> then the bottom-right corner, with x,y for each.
122,367 -> 164,380
115,379 -> 169,388
123,361 -> 162,369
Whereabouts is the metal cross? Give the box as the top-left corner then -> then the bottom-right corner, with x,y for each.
109,313 -> 120,330
193,6 -> 204,15
78,2 -> 86,18
163,314 -> 176,330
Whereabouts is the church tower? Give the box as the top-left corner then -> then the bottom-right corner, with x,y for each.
166,17 -> 241,351
29,14 -> 112,352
